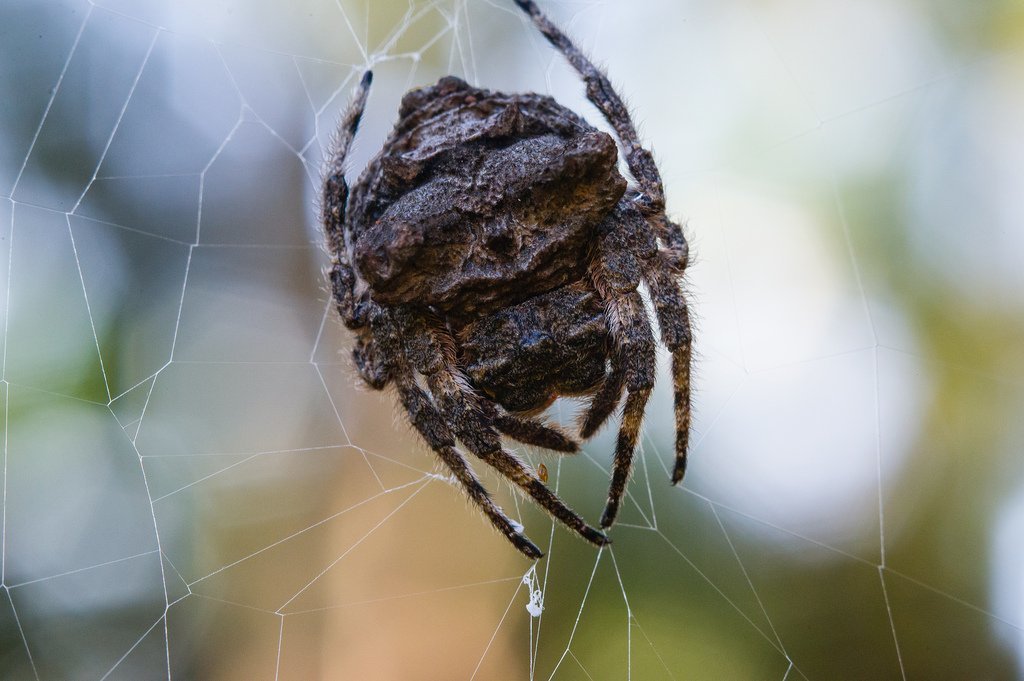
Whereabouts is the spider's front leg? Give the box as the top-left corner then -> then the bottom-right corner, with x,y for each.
396,309 -> 578,453
370,308 -> 544,559
324,71 -> 373,331
393,308 -> 610,549
324,73 -> 390,391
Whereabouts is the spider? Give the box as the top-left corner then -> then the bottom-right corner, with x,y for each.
322,0 -> 691,559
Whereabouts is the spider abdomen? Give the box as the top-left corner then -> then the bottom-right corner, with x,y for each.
460,282 -> 609,413
347,77 -> 626,321
352,131 -> 624,319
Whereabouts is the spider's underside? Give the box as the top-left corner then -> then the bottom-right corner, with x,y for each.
322,0 -> 692,559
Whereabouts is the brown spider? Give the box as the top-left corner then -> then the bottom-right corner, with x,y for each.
322,0 -> 692,559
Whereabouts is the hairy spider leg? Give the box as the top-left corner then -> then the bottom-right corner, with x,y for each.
404,310 -> 580,454
395,309 -> 610,551
488,405 -> 580,453
323,72 -> 393,391
642,220 -> 693,483
597,289 -> 656,529
516,0 -> 694,487
324,71 -> 373,331
578,352 -> 624,439
432,365 -> 611,548
371,309 -> 545,559
588,205 -> 658,529
352,335 -> 389,389
514,0 -> 664,215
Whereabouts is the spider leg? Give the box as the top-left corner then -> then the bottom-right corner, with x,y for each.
397,373 -> 544,559
352,335 -> 389,390
429,369 -> 611,548
642,245 -> 693,484
597,290 -> 655,528
402,309 -> 578,452
371,308 -> 544,558
578,352 -> 624,439
518,0 -> 696,485
589,206 -> 657,528
653,214 -> 690,271
324,74 -> 394,391
395,309 -> 609,548
324,71 -> 373,330
514,0 -> 665,216
485,404 -> 580,454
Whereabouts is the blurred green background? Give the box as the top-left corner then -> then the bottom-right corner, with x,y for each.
1,0 -> 1023,679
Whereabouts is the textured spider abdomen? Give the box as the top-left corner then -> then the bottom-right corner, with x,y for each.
460,283 -> 609,413
347,77 -> 626,320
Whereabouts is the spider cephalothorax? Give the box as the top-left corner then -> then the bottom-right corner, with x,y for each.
323,0 -> 692,558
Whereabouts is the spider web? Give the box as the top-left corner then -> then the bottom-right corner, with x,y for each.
2,0 -> 1023,678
